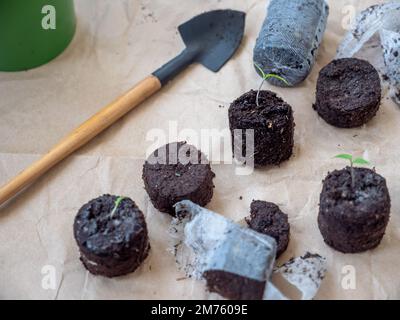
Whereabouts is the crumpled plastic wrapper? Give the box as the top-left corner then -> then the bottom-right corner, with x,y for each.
169,200 -> 327,300
380,28 -> 400,104
253,0 -> 329,86
336,1 -> 400,105
273,253 -> 327,300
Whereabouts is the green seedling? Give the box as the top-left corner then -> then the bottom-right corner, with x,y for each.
110,196 -> 126,218
254,63 -> 289,107
334,154 -> 370,189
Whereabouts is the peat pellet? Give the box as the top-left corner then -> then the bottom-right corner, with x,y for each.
246,200 -> 290,258
142,141 -> 215,216
74,194 -> 150,277
318,167 -> 391,253
228,90 -> 295,167
203,270 -> 266,300
313,58 -> 381,128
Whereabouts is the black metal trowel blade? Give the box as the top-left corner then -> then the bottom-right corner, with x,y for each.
153,10 -> 246,85
179,9 -> 246,72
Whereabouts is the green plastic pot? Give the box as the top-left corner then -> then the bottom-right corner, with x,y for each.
0,0 -> 76,71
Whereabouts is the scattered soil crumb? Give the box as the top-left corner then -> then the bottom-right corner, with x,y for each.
176,277 -> 187,281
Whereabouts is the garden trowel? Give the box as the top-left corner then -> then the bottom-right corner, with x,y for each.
0,10 -> 246,206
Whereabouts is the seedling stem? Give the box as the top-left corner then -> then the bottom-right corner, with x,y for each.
254,63 -> 289,107
110,196 -> 126,218
334,154 -> 370,189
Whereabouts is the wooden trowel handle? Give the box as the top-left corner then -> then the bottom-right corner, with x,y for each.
0,75 -> 162,206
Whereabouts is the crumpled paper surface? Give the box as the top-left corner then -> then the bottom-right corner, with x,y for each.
0,0 -> 399,300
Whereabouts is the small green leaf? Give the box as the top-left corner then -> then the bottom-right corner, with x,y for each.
254,62 -> 267,79
254,63 -> 289,86
254,62 -> 290,87
110,196 -> 125,218
334,154 -> 353,161
353,158 -> 370,165
264,73 -> 290,86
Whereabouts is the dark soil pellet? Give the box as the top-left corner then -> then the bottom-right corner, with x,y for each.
203,270 -> 266,300
228,90 -> 295,167
313,58 -> 381,128
74,194 -> 150,277
246,200 -> 290,258
318,167 -> 390,253
142,141 -> 215,216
